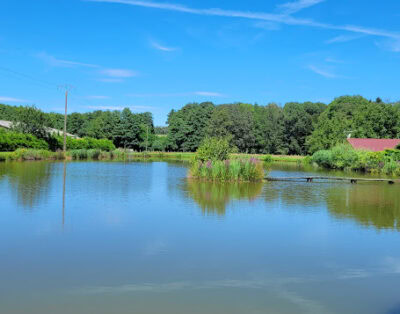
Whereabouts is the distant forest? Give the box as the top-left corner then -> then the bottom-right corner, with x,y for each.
1,95 -> 400,155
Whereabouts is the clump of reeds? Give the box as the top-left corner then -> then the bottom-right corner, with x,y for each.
189,158 -> 265,182
0,149 -> 65,161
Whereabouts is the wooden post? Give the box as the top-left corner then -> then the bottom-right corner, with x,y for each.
63,90 -> 68,154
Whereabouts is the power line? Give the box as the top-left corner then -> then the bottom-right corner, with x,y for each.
0,65 -> 57,91
0,64 -> 112,115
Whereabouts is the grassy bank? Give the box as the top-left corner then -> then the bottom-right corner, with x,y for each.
0,149 -> 65,161
238,154 -> 306,163
0,149 -> 307,163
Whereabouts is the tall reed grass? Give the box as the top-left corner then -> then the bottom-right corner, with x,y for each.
189,158 -> 265,182
0,149 -> 65,161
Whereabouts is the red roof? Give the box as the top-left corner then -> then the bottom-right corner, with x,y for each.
347,138 -> 400,152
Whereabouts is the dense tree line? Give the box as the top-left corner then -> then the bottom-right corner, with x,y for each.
1,95 -> 400,154
0,104 -> 154,151
166,96 -> 400,154
167,101 -> 326,154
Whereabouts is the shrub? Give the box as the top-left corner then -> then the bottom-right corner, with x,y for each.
0,129 -> 49,151
312,144 -> 358,170
383,160 -> 399,175
195,137 -> 235,162
330,144 -> 359,169
311,150 -> 333,168
384,149 -> 400,162
263,155 -> 273,163
357,151 -> 385,172
312,144 -> 400,175
54,136 -> 115,151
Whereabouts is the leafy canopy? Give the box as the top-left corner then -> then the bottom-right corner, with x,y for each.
195,137 -> 235,162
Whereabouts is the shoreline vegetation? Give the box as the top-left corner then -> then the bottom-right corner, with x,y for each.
311,144 -> 400,176
0,148 -> 305,163
1,94 -> 400,176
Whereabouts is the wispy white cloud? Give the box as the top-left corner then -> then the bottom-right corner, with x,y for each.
325,34 -> 363,44
278,0 -> 324,15
98,78 -> 124,83
36,52 -> 99,68
86,0 -> 400,41
194,91 -> 225,97
308,65 -> 338,78
0,96 -> 27,102
325,57 -> 344,64
151,41 -> 177,52
36,52 -> 139,82
100,68 -> 138,78
375,39 -> 400,52
253,21 -> 281,31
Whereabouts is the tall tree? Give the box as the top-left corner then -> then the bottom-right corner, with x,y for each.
12,106 -> 47,139
253,103 -> 286,154
307,95 -> 400,153
283,102 -> 326,155
208,103 -> 256,153
167,102 -> 215,151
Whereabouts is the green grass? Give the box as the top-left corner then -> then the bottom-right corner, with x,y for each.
0,149 -> 308,163
232,153 -> 305,163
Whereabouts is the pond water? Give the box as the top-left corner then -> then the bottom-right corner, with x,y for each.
0,161 -> 399,314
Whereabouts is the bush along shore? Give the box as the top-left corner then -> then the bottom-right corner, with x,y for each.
0,128 -> 116,152
312,144 -> 400,176
189,137 -> 266,182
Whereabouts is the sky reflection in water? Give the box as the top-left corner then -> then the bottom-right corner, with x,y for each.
0,161 -> 399,314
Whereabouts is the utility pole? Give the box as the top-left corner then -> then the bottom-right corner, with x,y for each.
146,124 -> 149,154
58,85 -> 74,154
63,90 -> 68,153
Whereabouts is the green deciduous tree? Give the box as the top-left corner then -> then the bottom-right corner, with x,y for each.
12,105 -> 47,139
283,101 -> 326,155
167,102 -> 215,152
253,103 -> 286,154
307,96 -> 400,153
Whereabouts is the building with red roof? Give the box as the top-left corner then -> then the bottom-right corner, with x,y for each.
347,138 -> 400,152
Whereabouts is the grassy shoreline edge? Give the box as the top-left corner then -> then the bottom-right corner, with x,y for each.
0,149 -> 306,163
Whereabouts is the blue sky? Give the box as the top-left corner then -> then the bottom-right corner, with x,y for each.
0,0 -> 399,125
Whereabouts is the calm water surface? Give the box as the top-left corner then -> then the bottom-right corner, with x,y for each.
0,161 -> 399,314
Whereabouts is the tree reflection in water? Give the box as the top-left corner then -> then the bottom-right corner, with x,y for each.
1,161 -> 53,209
326,184 -> 400,231
184,179 -> 263,216
265,179 -> 400,231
